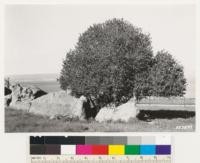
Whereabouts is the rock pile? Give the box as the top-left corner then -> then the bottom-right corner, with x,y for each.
5,83 -> 88,120
10,84 -> 47,104
8,84 -> 47,111
5,83 -> 138,122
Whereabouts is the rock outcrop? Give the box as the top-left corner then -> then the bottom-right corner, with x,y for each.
6,83 -> 138,122
5,83 -> 47,111
5,83 -> 90,120
29,91 -> 87,120
95,98 -> 138,122
9,84 -> 47,109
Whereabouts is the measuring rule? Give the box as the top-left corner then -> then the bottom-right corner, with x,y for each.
29,136 -> 172,163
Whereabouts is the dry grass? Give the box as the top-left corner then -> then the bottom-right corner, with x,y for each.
5,107 -> 195,132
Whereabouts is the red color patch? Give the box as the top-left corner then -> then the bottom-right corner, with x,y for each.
92,145 -> 108,155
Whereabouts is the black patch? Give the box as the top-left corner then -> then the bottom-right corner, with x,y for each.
5,87 -> 11,95
82,99 -> 98,119
137,110 -> 195,121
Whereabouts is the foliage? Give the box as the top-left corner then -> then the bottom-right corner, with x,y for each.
149,50 -> 186,97
59,19 -> 186,107
59,18 -> 153,106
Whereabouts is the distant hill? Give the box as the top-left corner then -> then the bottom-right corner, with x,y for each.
6,73 -> 59,82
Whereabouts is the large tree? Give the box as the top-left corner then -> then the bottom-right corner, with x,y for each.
59,18 -> 154,107
149,50 -> 186,97
59,19 -> 186,108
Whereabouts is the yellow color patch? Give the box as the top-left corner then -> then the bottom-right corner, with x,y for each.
108,145 -> 125,155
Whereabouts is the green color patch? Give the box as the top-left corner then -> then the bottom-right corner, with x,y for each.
125,145 -> 140,155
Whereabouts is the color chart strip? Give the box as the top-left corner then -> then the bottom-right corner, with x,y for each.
30,136 -> 171,145
30,136 -> 171,155
30,144 -> 171,155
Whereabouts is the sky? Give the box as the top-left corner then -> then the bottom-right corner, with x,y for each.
4,4 -> 196,97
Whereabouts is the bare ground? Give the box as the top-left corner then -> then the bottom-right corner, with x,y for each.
5,107 -> 195,132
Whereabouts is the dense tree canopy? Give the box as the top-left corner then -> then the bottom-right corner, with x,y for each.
59,18 -> 186,107
149,50 -> 186,97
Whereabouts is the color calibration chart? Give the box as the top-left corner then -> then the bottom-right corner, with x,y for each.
29,136 -> 172,163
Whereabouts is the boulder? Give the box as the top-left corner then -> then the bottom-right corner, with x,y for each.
9,83 -> 47,110
5,87 -> 12,95
95,106 -> 115,122
10,84 -> 47,105
29,91 -> 87,119
9,101 -> 32,111
95,98 -> 138,123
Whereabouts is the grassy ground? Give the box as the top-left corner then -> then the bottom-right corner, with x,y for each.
5,108 -> 195,132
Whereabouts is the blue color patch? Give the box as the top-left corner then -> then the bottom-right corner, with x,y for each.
140,145 -> 156,155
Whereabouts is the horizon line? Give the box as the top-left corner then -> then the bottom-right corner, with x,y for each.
5,72 -> 59,77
